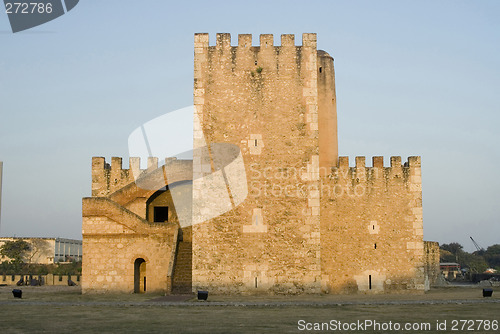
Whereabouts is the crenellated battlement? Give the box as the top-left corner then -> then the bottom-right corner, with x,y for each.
92,156 -> 185,171
91,157 -> 192,197
194,33 -> 317,49
193,33 -> 319,81
328,156 -> 421,185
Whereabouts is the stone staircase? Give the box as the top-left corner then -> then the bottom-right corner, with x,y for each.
172,241 -> 192,294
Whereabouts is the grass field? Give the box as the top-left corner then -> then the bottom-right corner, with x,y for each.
0,286 -> 499,333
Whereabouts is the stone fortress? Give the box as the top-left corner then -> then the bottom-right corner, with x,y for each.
82,33 -> 439,294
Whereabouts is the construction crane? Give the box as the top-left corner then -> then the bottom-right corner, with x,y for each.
470,236 -> 485,254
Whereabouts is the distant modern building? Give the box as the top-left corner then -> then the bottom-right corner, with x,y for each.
440,262 -> 461,280
0,237 -> 82,264
0,161 -> 3,233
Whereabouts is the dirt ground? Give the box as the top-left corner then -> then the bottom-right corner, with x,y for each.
0,285 -> 499,333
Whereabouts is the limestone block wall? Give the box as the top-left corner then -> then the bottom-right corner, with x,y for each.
91,157 -> 192,199
83,157 -> 188,294
192,33 -> 336,294
82,206 -> 177,294
424,241 -> 440,286
317,50 -> 338,169
320,156 -> 425,293
82,229 -> 174,293
92,157 -> 136,197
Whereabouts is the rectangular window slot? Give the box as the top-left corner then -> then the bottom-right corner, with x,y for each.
374,243 -> 377,249
369,275 -> 372,290
154,206 -> 169,222
254,139 -> 258,147
255,277 -> 258,288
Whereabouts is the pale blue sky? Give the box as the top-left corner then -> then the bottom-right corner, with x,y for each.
0,0 -> 499,251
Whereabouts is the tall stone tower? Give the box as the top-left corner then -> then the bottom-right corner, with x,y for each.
192,33 -> 338,293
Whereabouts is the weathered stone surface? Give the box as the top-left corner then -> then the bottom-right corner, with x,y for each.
82,33 -> 435,295
82,160 -> 192,294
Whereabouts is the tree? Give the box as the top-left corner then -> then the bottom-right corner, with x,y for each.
484,244 -> 500,269
440,243 -> 463,256
27,239 -> 51,263
485,244 -> 500,255
440,243 -> 464,264
0,240 -> 30,264
459,252 -> 488,273
439,242 -> 492,275
439,249 -> 456,263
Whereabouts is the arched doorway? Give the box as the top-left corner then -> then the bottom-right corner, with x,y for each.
134,258 -> 146,293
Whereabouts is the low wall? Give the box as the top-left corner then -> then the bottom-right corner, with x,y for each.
0,274 -> 81,286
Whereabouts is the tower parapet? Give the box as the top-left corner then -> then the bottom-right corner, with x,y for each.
329,156 -> 422,186
321,155 -> 424,293
194,32 -> 319,48
91,157 -> 186,197
193,33 -> 337,166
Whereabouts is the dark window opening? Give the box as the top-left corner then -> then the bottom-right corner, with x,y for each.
77,276 -> 80,282
59,275 -> 63,282
319,67 -> 322,73
372,225 -> 375,230
154,206 -> 169,222
255,277 -> 258,288
144,277 -> 147,292
254,61 -> 258,65
374,243 -> 377,249
254,139 -> 258,147
369,275 -> 372,290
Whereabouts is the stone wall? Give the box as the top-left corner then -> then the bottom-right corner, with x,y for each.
192,33 -> 337,294
82,158 -> 191,294
0,274 -> 81,286
83,32 -> 431,296
424,241 -> 440,286
320,156 -> 425,293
